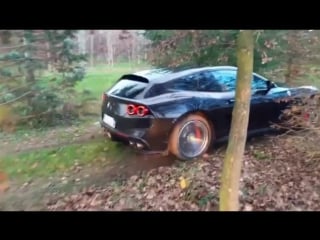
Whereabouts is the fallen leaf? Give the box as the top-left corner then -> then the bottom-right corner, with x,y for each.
0,181 -> 9,193
31,163 -> 38,169
202,153 -> 210,160
146,190 -> 156,199
46,127 -> 320,212
244,204 -> 253,211
179,177 -> 189,190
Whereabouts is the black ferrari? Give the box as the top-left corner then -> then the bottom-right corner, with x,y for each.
100,66 -> 318,160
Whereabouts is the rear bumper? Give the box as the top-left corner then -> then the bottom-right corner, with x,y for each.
100,120 -> 150,148
100,119 -> 172,152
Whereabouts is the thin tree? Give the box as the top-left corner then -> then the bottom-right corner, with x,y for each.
106,30 -> 114,67
89,30 -> 95,67
219,30 -> 254,211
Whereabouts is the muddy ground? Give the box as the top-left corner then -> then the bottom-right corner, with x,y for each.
1,123 -> 320,211
0,123 -> 176,210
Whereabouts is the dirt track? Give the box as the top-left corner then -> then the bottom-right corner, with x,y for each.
0,124 -> 103,158
3,122 -> 320,211
0,123 -> 177,210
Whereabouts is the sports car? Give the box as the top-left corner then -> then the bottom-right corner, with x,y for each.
100,66 -> 318,160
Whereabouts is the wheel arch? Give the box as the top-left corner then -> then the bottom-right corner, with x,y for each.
171,110 -> 214,134
167,110 -> 215,160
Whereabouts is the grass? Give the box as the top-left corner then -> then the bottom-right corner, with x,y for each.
0,139 -> 131,182
0,127 -> 50,142
71,62 -> 150,117
0,119 -> 96,145
34,62 -> 149,111
252,150 -> 269,161
75,62 -> 149,100
0,62 -> 148,183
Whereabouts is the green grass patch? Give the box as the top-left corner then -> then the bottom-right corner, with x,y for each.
35,62 -> 149,104
0,121 -> 96,145
0,127 -> 50,143
76,71 -> 121,97
252,150 -> 269,161
0,139 -> 131,181
75,63 -> 149,101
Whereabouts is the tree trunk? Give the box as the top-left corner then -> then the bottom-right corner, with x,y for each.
110,44 -> 114,67
132,35 -> 136,65
106,31 -> 114,67
89,33 -> 94,67
128,42 -> 132,69
219,30 -> 254,211
78,30 -> 86,54
285,57 -> 293,85
137,54 -> 141,64
46,42 -> 52,71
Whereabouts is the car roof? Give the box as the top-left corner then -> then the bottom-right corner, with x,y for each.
123,66 -> 239,83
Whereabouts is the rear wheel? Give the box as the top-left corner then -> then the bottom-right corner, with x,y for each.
169,114 -> 213,161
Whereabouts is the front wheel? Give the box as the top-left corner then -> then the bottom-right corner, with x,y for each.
168,114 -> 213,161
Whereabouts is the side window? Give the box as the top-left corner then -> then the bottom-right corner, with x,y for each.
209,70 -> 268,92
145,74 -> 198,98
198,71 -> 226,92
252,74 -> 267,90
210,70 -> 237,91
168,74 -> 199,91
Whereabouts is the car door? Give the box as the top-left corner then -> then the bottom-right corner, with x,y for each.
204,69 -> 279,132
197,70 -> 236,137
249,74 -> 281,129
205,69 -> 264,131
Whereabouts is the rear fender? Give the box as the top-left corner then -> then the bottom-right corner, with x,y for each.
147,95 -> 198,118
171,110 -> 214,131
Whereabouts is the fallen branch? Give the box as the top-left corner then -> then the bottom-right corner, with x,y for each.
0,83 -> 34,98
19,110 -> 50,120
0,59 -> 25,67
0,44 -> 25,50
0,91 -> 32,106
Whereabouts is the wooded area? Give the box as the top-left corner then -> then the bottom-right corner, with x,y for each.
1,30 -> 320,211
1,30 -> 320,129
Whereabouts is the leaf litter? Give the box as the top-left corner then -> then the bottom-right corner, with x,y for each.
47,134 -> 320,211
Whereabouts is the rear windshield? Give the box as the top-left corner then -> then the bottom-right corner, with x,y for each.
108,79 -> 148,99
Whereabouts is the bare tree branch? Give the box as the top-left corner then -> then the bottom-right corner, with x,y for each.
0,91 -> 32,106
0,59 -> 25,67
0,44 -> 25,50
0,82 -> 34,98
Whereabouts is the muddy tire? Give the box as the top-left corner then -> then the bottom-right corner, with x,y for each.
168,113 -> 213,161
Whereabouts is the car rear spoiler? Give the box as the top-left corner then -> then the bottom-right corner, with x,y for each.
119,74 -> 149,83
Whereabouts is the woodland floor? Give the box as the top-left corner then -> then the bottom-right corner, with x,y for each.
1,122 -> 319,211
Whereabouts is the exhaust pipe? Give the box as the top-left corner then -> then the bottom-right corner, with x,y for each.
128,140 -> 144,150
136,143 -> 144,150
104,131 -> 112,139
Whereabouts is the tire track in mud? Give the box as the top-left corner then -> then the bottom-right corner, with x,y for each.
0,122 -> 178,210
0,124 -> 103,157
0,147 -> 176,211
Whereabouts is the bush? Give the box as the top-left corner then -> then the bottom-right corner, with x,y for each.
275,93 -> 320,130
273,93 -> 320,160
0,30 -> 87,130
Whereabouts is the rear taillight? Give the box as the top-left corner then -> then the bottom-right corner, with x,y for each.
127,104 -> 150,117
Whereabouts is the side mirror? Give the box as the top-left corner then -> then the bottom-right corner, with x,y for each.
266,80 -> 276,90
